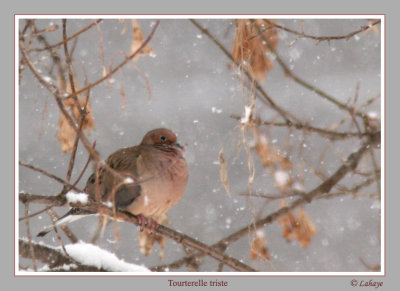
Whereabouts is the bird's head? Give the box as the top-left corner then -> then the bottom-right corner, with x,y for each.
141,128 -> 183,150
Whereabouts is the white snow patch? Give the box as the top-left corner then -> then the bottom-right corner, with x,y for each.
65,242 -> 150,272
102,201 -> 113,208
274,170 -> 290,187
288,48 -> 301,61
66,191 -> 88,204
241,105 -> 252,124
43,76 -> 53,83
211,106 -> 223,114
367,111 -> 379,119
293,182 -> 305,192
370,200 -> 381,210
124,177 -> 134,184
39,263 -> 78,272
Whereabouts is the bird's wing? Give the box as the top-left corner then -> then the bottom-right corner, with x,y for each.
84,146 -> 142,210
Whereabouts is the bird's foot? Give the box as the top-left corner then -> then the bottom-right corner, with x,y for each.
137,214 -> 159,233
149,219 -> 159,233
137,214 -> 147,232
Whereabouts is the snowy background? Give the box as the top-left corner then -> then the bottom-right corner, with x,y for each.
18,18 -> 381,272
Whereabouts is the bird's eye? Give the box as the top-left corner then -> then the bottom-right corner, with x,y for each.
160,135 -> 167,142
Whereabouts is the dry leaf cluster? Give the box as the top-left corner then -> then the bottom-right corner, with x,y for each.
232,19 -> 278,81
252,126 -> 316,247
252,126 -> 294,191
58,81 -> 95,153
249,230 -> 270,261
130,19 -> 153,61
278,202 -> 317,248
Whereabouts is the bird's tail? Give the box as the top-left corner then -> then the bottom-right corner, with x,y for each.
36,208 -> 95,237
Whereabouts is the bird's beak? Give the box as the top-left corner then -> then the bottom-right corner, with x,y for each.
174,142 -> 184,149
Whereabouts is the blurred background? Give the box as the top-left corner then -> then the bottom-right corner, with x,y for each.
18,18 -> 381,272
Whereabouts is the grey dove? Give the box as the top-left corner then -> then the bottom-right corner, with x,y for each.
37,128 -> 188,236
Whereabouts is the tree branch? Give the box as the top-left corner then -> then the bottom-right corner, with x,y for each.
262,19 -> 380,42
230,114 -> 373,140
28,19 -> 103,52
18,193 -> 256,272
151,131 -> 380,271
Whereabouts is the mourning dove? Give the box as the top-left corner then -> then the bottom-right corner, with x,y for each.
37,128 -> 188,236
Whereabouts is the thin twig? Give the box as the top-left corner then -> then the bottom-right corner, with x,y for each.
230,114 -> 372,139
19,161 -> 83,192
226,132 -> 379,243
253,19 -> 363,117
262,19 -> 380,42
63,20 -> 160,100
369,149 -> 381,195
240,191 -> 303,200
64,104 -> 88,187
46,208 -> 78,244
29,19 -> 103,52
24,203 -> 37,271
19,205 -> 53,221
20,40 -> 107,176
190,19 -> 295,125
72,141 -> 96,187
22,23 -> 164,188
62,19 -> 86,117
47,209 -> 71,257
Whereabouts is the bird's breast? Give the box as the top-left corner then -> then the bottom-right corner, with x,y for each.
126,147 -> 188,219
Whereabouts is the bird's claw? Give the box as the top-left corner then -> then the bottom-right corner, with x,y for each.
137,214 -> 159,233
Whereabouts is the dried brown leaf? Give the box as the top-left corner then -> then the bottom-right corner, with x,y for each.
130,19 -> 153,62
57,75 -> 96,153
219,147 -> 232,198
253,127 -> 272,167
277,202 -> 297,242
232,19 -> 278,81
249,231 -> 270,261
278,201 -> 317,247
294,208 -> 317,248
278,155 -> 293,171
367,20 -> 381,34
119,19 -> 127,35
58,115 -> 77,153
